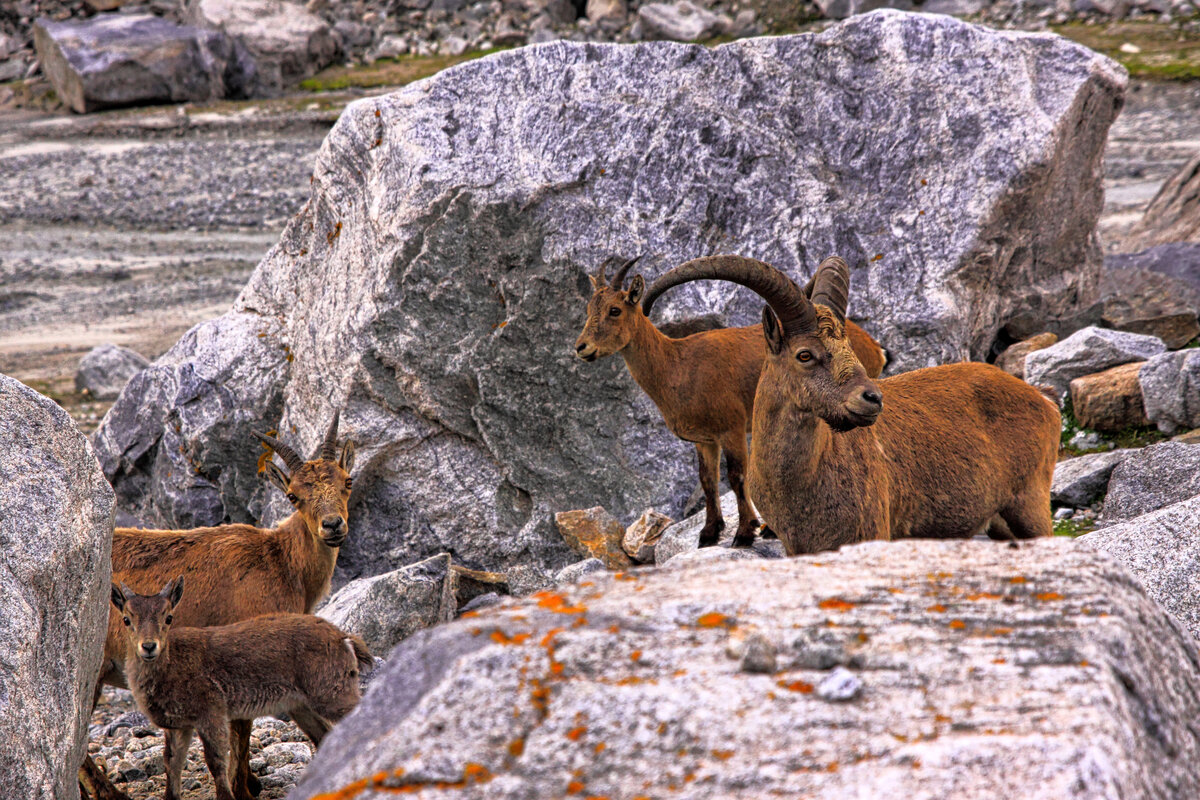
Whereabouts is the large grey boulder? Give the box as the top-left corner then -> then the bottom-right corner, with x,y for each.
1139,348 -> 1200,434
0,374 -> 113,799
1024,325 -> 1166,399
1051,449 -> 1133,508
75,343 -> 150,401
1127,151 -> 1200,250
654,490 -> 784,565
290,539 -> 1200,800
1101,441 -> 1200,524
32,14 -> 254,114
94,14 -> 1124,583
318,553 -> 455,657
186,0 -> 339,91
1085,493 -> 1200,642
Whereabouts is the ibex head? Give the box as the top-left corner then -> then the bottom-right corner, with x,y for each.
111,577 -> 184,663
643,254 -> 882,431
574,256 -> 645,361
253,412 -> 356,547
760,258 -> 882,431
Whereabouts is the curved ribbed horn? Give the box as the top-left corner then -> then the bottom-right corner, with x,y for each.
593,260 -> 608,287
640,255 -> 816,336
609,254 -> 643,290
253,431 -> 304,473
809,256 -> 850,323
318,411 -> 340,461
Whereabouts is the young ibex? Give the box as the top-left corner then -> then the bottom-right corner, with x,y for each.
85,413 -> 355,800
648,255 -> 1059,554
111,579 -> 371,800
574,257 -> 886,547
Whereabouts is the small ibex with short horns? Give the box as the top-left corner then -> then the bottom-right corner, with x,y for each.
111,578 -> 371,800
646,254 -> 1059,553
82,412 -> 355,800
575,256 -> 886,547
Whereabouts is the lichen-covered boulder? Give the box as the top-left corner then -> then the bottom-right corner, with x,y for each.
290,539 -> 1200,800
0,374 -> 113,799
93,13 -> 1124,582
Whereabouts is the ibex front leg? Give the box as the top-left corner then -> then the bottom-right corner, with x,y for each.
198,717 -> 235,800
695,442 -> 725,547
163,727 -> 194,800
722,433 -> 758,548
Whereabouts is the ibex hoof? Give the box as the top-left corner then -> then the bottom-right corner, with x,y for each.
698,520 -> 724,547
731,530 -> 757,548
758,525 -> 778,540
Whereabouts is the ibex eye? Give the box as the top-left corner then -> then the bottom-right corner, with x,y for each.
123,617 -> 130,626
796,351 -> 813,363
165,615 -> 173,625
287,493 -> 299,504
345,479 -> 353,491
608,307 -> 621,317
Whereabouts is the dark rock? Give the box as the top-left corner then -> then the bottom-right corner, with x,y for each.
289,539 -> 1200,800
0,374 -> 113,799
1051,449 -> 1133,508
1100,266 -> 1200,349
75,343 -> 150,401
1101,441 -> 1200,524
33,14 -> 253,114
1106,243 -> 1200,296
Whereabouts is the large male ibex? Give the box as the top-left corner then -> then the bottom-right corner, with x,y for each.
82,414 -> 355,800
645,255 -> 1059,554
574,257 -> 885,547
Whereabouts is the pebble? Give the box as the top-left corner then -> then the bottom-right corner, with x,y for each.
817,667 -> 863,702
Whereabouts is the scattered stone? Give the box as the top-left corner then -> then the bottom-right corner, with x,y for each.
1101,441 -> 1200,524
1085,492 -> 1200,641
995,332 -> 1057,379
450,564 -> 510,609
586,0 -> 626,24
1051,449 -> 1132,507
1025,326 -> 1166,399
654,492 -> 785,565
459,592 -> 504,614
0,374 -> 113,799
75,343 -> 150,400
1139,348 -> 1200,434
186,0 -> 339,91
554,558 -> 606,585
637,1 -> 729,41
622,509 -> 673,563
1173,428 -> 1200,444
1068,430 -> 1110,451
1053,507 -> 1074,520
504,563 -> 555,596
816,667 -> 862,702
105,710 -> 153,737
262,741 -> 312,767
33,14 -> 253,114
1068,361 -> 1148,432
817,0 -> 912,18
318,553 -> 455,657
289,539 -> 1200,800
737,632 -> 777,674
94,14 -> 1125,579
555,507 -> 634,569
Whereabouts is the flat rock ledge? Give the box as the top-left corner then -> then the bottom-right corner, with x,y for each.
291,539 -> 1200,800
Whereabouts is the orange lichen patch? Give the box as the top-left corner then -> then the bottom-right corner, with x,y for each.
926,604 -> 946,613
886,587 -> 903,594
1080,660 -> 1090,667
1036,592 -> 1063,602
934,714 -> 951,723
535,592 -> 588,615
966,592 -> 1001,601
697,612 -> 734,628
1009,576 -> 1027,584
992,657 -> 1007,664
463,764 -> 491,783
567,780 -> 585,794
594,742 -> 607,754
948,619 -> 966,630
490,630 -> 531,645
615,676 -> 645,686
872,254 -> 884,262
607,625 -> 620,634
912,759 -> 923,769
673,669 -> 687,677
470,627 -> 483,636
326,221 -> 342,244
712,750 -> 735,761
818,598 -> 856,612
826,762 -> 839,773
531,680 -> 552,718
856,632 -> 870,643
571,616 -> 589,629
614,572 -> 638,581
657,722 -> 668,735
310,762 -> 491,799
567,726 -> 588,741
630,650 -> 643,662
459,610 -> 480,619
776,679 -> 814,693
507,738 -> 525,757
541,628 -> 565,648
989,627 -> 1014,636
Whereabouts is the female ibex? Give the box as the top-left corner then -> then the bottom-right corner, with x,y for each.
647,255 -> 1058,554
574,257 -> 886,548
111,578 -> 371,800
84,413 -> 355,800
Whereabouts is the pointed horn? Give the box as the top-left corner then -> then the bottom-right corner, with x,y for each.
609,254 -> 643,290
640,255 -> 817,336
809,256 -> 850,323
319,410 -> 341,461
594,260 -> 608,287
253,430 -> 304,473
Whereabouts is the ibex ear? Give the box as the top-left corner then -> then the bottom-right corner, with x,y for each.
626,275 -> 645,307
340,440 -> 356,473
162,576 -> 185,607
111,583 -> 126,611
264,461 -> 290,494
762,306 -> 785,355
